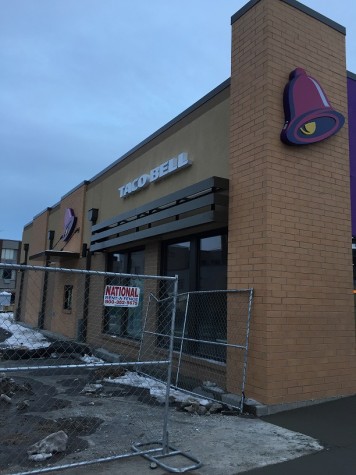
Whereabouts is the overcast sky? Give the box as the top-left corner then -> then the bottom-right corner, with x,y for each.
1,0 -> 355,241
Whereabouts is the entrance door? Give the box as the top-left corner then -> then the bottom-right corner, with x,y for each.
105,249 -> 144,339
164,233 -> 227,361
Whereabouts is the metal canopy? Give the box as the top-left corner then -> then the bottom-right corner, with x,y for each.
90,176 -> 229,252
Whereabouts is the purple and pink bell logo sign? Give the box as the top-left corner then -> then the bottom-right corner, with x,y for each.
62,208 -> 77,242
281,68 -> 345,145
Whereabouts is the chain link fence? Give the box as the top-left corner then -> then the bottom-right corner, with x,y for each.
0,290 -> 12,312
0,263 -> 253,474
141,289 -> 253,413
0,263 -> 202,474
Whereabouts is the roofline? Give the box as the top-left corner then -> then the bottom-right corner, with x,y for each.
23,78 -> 231,229
89,78 -> 231,183
61,180 -> 89,201
231,0 -> 260,24
21,62 -> 355,233
231,0 -> 346,35
32,207 -> 52,221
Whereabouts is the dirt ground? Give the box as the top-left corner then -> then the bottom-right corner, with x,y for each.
0,354 -> 324,475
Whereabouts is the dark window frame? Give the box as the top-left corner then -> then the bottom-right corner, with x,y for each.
161,229 -> 228,361
103,247 -> 145,340
2,269 -> 13,281
63,285 -> 73,311
162,228 -> 227,290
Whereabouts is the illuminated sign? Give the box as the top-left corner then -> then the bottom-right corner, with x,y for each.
118,152 -> 191,198
103,285 -> 140,307
281,68 -> 344,145
62,208 -> 77,242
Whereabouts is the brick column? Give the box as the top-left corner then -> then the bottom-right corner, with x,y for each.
227,0 -> 356,405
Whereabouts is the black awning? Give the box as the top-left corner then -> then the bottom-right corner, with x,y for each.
29,250 -> 80,260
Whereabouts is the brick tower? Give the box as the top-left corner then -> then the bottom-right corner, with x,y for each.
228,0 -> 356,408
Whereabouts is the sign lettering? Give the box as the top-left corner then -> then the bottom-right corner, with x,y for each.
118,152 -> 191,198
103,285 -> 140,307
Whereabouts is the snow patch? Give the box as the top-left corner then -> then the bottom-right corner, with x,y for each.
104,371 -> 209,405
0,313 -> 50,349
80,354 -> 104,364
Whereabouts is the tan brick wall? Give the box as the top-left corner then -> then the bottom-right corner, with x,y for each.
228,0 -> 356,405
45,258 -> 87,339
86,253 -> 106,346
20,212 -> 49,326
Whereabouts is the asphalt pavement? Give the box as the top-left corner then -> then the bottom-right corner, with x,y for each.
245,395 -> 356,475
45,395 -> 355,475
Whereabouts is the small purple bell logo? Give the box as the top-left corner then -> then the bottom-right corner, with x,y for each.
281,68 -> 344,145
62,208 -> 77,242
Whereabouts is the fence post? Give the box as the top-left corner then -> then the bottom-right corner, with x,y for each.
240,288 -> 254,411
162,275 -> 178,455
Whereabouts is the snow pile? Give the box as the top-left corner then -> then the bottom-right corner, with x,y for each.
0,313 -> 50,349
80,354 -> 104,364
104,371 -> 210,405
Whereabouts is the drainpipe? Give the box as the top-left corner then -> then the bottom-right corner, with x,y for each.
78,208 -> 98,342
15,243 -> 29,322
79,246 -> 91,342
38,230 -> 54,329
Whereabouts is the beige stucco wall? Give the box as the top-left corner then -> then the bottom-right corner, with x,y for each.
83,91 -> 229,243
21,225 -> 32,260
17,184 -> 88,332
46,205 -> 61,250
59,184 -> 87,254
29,210 -> 50,259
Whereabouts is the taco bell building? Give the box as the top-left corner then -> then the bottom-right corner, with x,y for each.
17,0 -> 356,411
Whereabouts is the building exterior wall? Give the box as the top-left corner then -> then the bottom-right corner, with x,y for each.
0,239 -> 21,291
59,184 -> 87,254
21,225 -> 32,261
16,225 -> 32,322
15,0 -> 356,410
348,74 -> 356,236
40,255 -> 86,339
19,211 -> 50,326
46,205 -> 61,251
41,185 -> 87,336
0,239 -> 21,311
228,0 -> 355,405
18,184 -> 88,332
83,91 -> 230,242
30,210 -> 50,262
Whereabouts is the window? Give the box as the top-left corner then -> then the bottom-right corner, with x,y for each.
163,232 -> 227,361
63,285 -> 73,311
199,236 -> 227,290
2,269 -> 15,281
1,249 -> 17,262
104,249 -> 145,339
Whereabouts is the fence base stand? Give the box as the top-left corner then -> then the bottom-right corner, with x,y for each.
132,441 -> 202,473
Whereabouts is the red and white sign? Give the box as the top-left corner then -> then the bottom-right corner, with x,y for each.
104,285 -> 140,307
